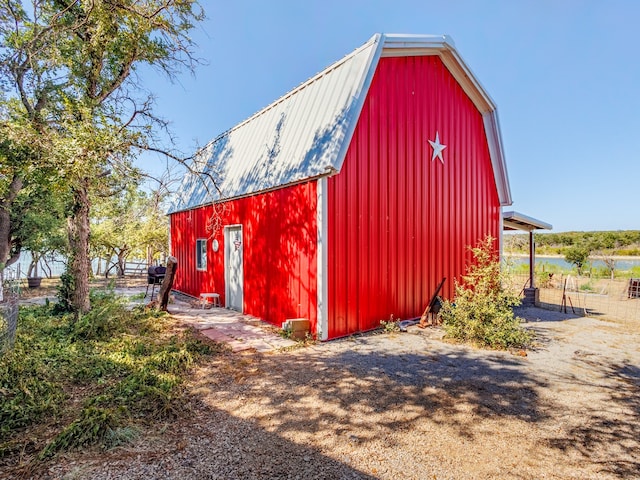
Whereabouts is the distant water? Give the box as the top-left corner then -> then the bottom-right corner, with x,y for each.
6,251 -> 639,278
5,252 -> 145,278
5,251 -> 66,278
505,255 -> 640,271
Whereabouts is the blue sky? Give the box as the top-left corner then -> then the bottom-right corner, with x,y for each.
138,0 -> 640,233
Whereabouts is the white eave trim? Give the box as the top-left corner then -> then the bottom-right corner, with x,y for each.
381,34 -> 496,114
380,33 -> 512,207
316,177 -> 329,341
503,211 -> 553,231
483,111 -> 512,206
167,171 -> 336,216
331,34 -> 385,174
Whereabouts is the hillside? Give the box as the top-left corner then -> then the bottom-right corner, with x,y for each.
504,230 -> 640,256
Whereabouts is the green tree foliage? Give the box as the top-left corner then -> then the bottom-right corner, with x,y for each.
91,182 -> 169,277
504,231 -> 640,256
564,245 -> 591,275
20,196 -> 67,278
440,236 -> 533,349
0,0 -> 203,313
0,131 -> 65,284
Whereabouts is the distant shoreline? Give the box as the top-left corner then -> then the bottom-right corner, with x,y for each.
504,253 -> 640,260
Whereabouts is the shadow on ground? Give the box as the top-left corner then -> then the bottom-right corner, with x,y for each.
545,360 -> 640,478
194,336 -> 549,445
56,406 -> 380,480
187,323 -> 640,479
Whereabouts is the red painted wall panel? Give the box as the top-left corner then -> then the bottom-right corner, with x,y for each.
170,181 -> 318,332
327,56 -> 501,338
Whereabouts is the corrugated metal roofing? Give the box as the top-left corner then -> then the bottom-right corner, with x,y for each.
169,33 -> 512,214
503,211 -> 553,231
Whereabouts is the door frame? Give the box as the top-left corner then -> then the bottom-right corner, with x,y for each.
224,224 -> 244,312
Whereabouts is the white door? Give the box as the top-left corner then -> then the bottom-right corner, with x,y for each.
225,225 -> 244,312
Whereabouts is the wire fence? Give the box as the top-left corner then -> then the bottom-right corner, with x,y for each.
0,268 -> 20,354
510,273 -> 640,323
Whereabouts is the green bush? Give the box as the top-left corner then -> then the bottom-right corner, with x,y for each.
615,248 -> 640,256
54,270 -> 76,314
0,296 -> 220,462
590,266 -> 611,279
440,236 -> 533,349
40,406 -> 120,458
536,270 -> 554,288
0,308 -> 67,437
579,281 -> 595,292
380,315 -> 400,333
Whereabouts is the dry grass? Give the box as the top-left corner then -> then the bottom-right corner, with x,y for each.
17,276 -> 148,300
21,308 -> 640,480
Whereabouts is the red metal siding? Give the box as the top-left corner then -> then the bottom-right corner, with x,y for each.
327,55 -> 501,338
170,181 -> 318,332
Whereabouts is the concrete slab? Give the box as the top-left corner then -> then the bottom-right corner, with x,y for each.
165,294 -> 298,353
200,328 -> 234,343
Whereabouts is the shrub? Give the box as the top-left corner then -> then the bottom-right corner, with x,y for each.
579,281 -> 595,292
590,266 -> 611,279
0,295 -> 220,462
0,307 -> 67,437
40,406 -> 119,458
54,270 -> 76,314
440,236 -> 533,349
536,271 -> 554,288
380,315 -> 400,333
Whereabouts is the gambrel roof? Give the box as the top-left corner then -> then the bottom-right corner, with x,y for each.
169,33 -> 512,214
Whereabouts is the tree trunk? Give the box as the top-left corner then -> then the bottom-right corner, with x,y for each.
0,174 -> 24,303
28,252 -> 41,278
117,248 -> 128,277
94,257 -> 102,276
0,175 -> 23,267
157,256 -> 177,311
68,178 -> 91,316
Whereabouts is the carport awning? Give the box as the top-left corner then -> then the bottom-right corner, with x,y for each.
502,211 -> 551,292
503,211 -> 552,232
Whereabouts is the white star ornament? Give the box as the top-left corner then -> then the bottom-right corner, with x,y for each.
428,132 -> 447,164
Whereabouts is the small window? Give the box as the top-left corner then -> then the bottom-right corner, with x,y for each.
196,239 -> 207,270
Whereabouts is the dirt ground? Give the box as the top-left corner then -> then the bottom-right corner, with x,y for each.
510,273 -> 640,323
23,306 -> 639,480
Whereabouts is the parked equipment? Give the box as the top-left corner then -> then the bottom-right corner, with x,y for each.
145,265 -> 166,300
418,277 -> 446,328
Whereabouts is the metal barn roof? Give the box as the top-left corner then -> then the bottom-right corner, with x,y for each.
169,33 -> 512,214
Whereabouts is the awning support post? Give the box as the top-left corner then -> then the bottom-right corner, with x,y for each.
529,230 -> 535,289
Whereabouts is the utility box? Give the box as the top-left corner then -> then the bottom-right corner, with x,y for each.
282,318 -> 311,340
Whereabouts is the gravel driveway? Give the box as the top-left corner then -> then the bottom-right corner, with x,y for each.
41,307 -> 640,479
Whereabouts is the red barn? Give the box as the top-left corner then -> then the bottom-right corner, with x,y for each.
169,34 -> 512,340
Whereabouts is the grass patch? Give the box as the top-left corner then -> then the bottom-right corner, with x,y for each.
0,289 -> 223,467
